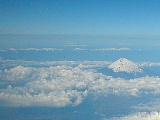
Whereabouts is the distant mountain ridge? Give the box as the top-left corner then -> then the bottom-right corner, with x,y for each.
109,58 -> 142,73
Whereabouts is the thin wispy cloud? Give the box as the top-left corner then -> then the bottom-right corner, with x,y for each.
0,48 -> 64,52
104,111 -> 160,120
74,48 -> 85,51
94,48 -> 131,51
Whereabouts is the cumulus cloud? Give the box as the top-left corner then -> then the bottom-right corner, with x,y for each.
1,60 -> 160,107
104,111 -> 160,120
0,85 -> 88,107
1,66 -> 33,81
0,65 -> 90,107
89,76 -> 160,96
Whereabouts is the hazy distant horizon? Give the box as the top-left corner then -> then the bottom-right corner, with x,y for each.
1,34 -> 160,48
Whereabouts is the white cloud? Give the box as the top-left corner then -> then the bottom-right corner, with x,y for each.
0,48 -> 64,52
140,62 -> 160,67
0,50 -> 6,52
104,111 -> 160,120
133,98 -> 160,112
1,47 -> 131,52
0,86 -> 88,107
74,48 -> 85,51
0,65 -> 90,107
89,76 -> 160,96
1,66 -> 33,81
1,60 -> 160,107
95,48 -> 131,51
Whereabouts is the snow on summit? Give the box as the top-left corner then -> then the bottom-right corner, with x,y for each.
109,58 -> 142,73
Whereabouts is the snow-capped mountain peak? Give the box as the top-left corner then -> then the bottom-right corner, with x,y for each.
108,58 -> 142,73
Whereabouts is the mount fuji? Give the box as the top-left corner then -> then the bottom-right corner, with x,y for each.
108,58 -> 142,73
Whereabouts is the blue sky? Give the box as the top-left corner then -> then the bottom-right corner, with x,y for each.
1,0 -> 160,35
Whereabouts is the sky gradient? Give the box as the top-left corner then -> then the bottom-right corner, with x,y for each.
1,0 -> 160,35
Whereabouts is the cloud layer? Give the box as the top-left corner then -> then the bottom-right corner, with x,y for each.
0,48 -> 63,52
1,59 -> 160,108
95,48 -> 131,51
0,47 -> 131,52
105,112 -> 160,120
